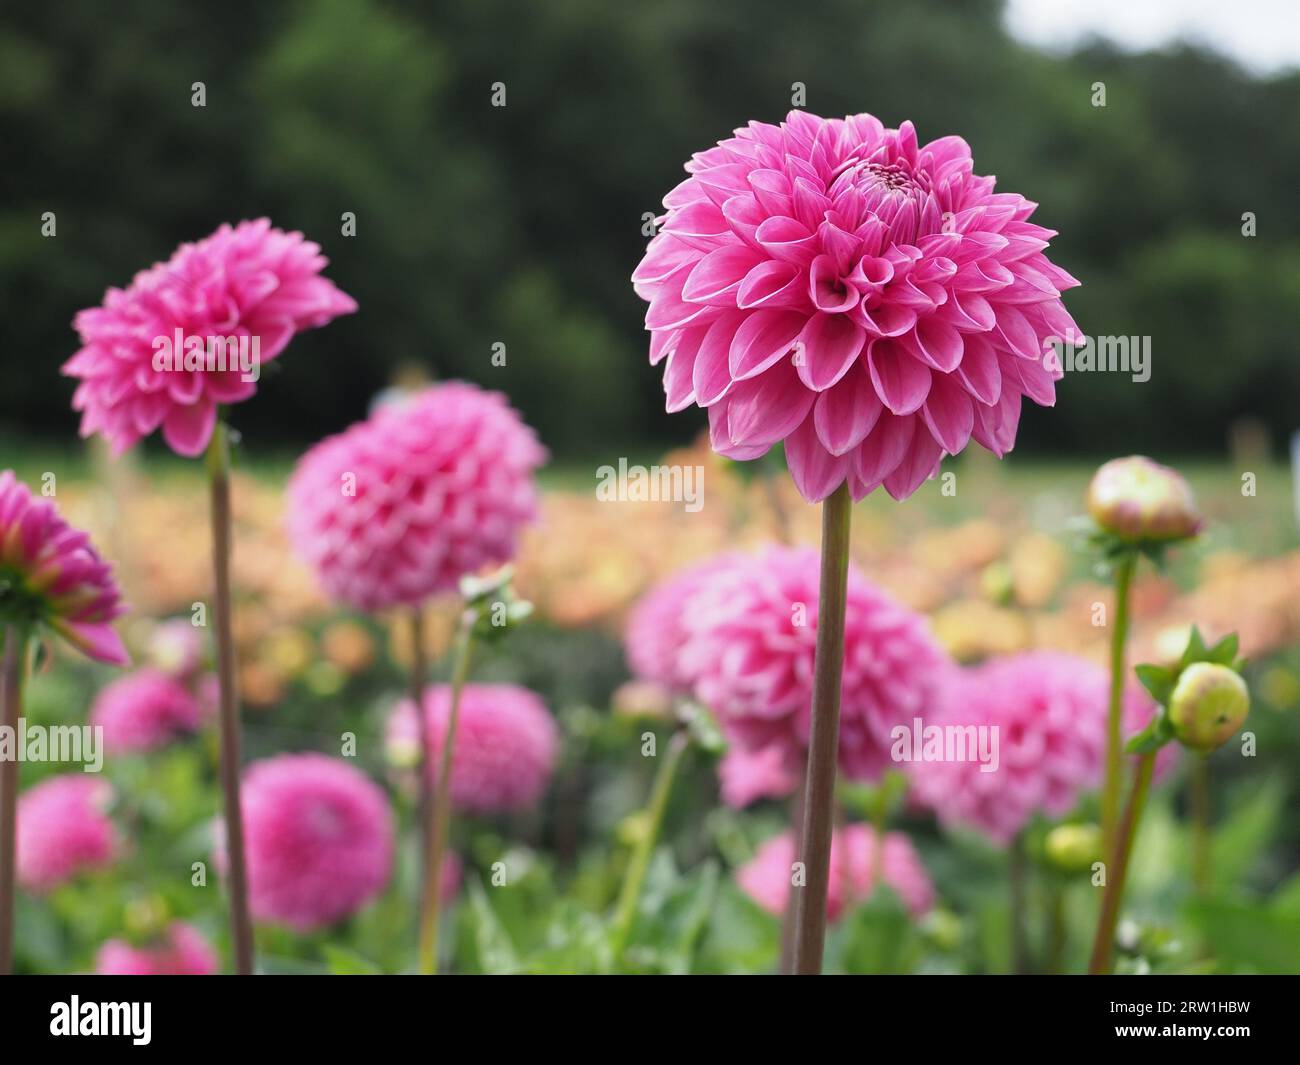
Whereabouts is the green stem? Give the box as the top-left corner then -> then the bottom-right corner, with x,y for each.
1045,881 -> 1066,975
206,421 -> 254,975
1101,553 -> 1136,858
611,729 -> 688,959
1191,755 -> 1211,895
792,482 -> 853,975
1010,832 -> 1028,974
1088,751 -> 1155,975
408,608 -> 435,954
0,626 -> 28,974
417,618 -> 474,974
777,771 -> 806,974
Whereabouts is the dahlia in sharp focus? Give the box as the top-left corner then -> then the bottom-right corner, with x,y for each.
671,546 -> 947,793
16,775 -> 117,891
89,668 -> 204,753
632,111 -> 1080,502
737,824 -> 934,922
0,471 -> 128,665
387,684 -> 559,814
95,921 -> 219,975
907,652 -> 1172,844
219,753 -> 393,931
63,218 -> 357,457
286,382 -> 547,612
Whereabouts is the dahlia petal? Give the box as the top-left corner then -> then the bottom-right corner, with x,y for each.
728,310 -> 805,380
692,313 -> 743,406
682,246 -> 764,305
883,428 -> 943,500
812,360 -> 882,456
808,256 -> 860,313
972,386 -> 1022,457
859,301 -> 917,337
902,318 -> 963,372
747,168 -> 794,217
695,163 -> 754,209
920,372 -> 975,453
795,312 -> 865,391
161,398 -> 218,458
755,216 -> 818,266
998,350 -> 1058,407
57,620 -> 130,667
724,360 -> 815,447
663,329 -> 704,412
662,200 -> 733,251
736,260 -> 804,310
708,403 -> 772,460
784,417 -> 851,502
867,337 -> 931,414
955,334 -> 1002,405
989,303 -> 1042,360
853,411 -> 915,487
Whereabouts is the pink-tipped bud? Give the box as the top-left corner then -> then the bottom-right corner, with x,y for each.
1087,456 -> 1202,544
1168,662 -> 1249,752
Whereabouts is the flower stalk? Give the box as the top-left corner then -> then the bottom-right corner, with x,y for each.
0,626 -> 28,974
1088,751 -> 1155,975
408,608 -> 435,951
207,421 -> 254,975
1100,552 -> 1135,857
792,482 -> 853,975
611,729 -> 689,960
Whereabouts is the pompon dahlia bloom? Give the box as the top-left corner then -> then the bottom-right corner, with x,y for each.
632,111 -> 1079,502
63,218 -> 357,457
672,546 -> 947,795
287,382 -> 547,612
89,668 -> 204,753
387,684 -> 559,814
16,775 -> 117,891
907,652 -> 1173,844
95,921 -> 219,976
220,754 -> 393,931
0,470 -> 128,665
737,825 -> 934,922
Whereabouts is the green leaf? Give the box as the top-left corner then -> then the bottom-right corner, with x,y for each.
1204,632 -> 1240,666
1134,663 -> 1175,705
322,944 -> 383,975
1208,778 -> 1284,889
466,879 -> 520,974
1178,625 -> 1210,673
1125,711 -> 1173,754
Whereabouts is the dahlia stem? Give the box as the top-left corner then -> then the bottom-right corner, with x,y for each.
1045,882 -> 1066,975
792,482 -> 852,975
778,773 -> 806,974
611,729 -> 688,960
206,421 -> 254,975
1100,553 -> 1136,858
1088,751 -> 1155,975
1009,831 -> 1028,974
408,607 -> 435,949
1191,755 -> 1211,895
417,617 -> 474,974
0,626 -> 28,974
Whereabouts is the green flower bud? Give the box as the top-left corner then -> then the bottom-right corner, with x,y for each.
1168,661 -> 1249,752
1044,823 -> 1102,874
1087,456 -> 1202,544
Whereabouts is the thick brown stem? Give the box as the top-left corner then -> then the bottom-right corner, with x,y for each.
0,627 -> 26,973
778,774 -> 806,974
208,423 -> 254,975
791,483 -> 852,975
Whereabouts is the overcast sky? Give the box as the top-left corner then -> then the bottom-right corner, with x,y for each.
1004,0 -> 1300,75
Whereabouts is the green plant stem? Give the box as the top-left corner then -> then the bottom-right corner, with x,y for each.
207,422 -> 254,976
1045,881 -> 1066,975
778,772 -> 806,974
1101,553 -> 1136,858
0,626 -> 27,974
417,619 -> 475,974
408,608 -> 435,952
611,729 -> 688,959
1010,832 -> 1028,974
1088,751 -> 1155,975
792,482 -> 853,975
1191,755 -> 1211,895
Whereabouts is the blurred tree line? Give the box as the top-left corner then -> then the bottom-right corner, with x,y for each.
2,0 -> 1298,460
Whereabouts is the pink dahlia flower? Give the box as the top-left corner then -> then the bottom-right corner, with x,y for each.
671,546 -> 946,797
0,470 -> 128,665
624,555 -> 740,692
287,382 -> 547,612
89,668 -> 204,753
632,111 -> 1079,502
737,824 -> 934,922
220,753 -> 393,931
16,775 -> 117,891
907,651 -> 1172,844
63,218 -> 357,457
387,684 -> 559,814
718,745 -> 803,808
95,921 -> 218,975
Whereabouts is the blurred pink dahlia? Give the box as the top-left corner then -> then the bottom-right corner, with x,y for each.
387,684 -> 558,814
220,753 -> 393,931
737,824 -> 934,922
16,775 -> 117,892
147,618 -> 205,678
95,921 -> 218,975
63,218 -> 357,457
907,651 -> 1172,844
671,546 -> 947,798
287,382 -> 546,612
0,470 -> 128,665
89,668 -> 204,753
632,111 -> 1079,502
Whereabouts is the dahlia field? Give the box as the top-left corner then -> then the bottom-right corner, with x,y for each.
2,5 -> 1299,1000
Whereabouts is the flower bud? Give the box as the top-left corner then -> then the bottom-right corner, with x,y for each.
1044,823 -> 1102,874
1168,661 -> 1249,752
1087,456 -> 1202,543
